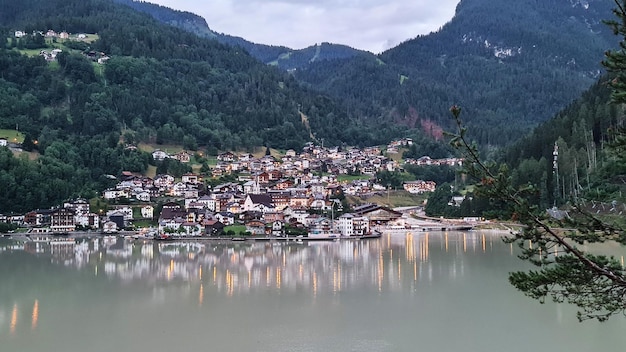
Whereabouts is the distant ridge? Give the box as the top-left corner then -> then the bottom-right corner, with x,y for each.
113,0 -> 372,70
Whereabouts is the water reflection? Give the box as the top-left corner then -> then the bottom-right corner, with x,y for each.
1,231 -> 626,352
0,231 -> 509,299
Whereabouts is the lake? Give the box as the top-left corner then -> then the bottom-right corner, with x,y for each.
1,231 -> 625,352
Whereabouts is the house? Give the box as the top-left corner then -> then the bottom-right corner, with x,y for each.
309,197 -> 329,211
268,191 -> 291,210
245,220 -> 266,235
226,202 -> 243,214
108,211 -> 126,230
449,196 -> 465,207
403,180 -> 436,194
216,212 -> 235,226
308,183 -> 326,196
197,195 -> 216,211
0,138 -> 7,147
135,191 -> 151,202
24,209 -> 53,227
152,149 -> 169,161
289,192 -> 310,209
159,218 -> 184,233
107,206 -> 133,220
173,151 -> 191,163
102,221 -> 118,233
169,182 -> 188,197
353,204 -> 402,226
263,212 -> 285,223
63,199 -> 90,216
243,194 -> 275,213
180,221 -> 202,236
153,174 -> 175,188
268,170 -> 282,181
159,202 -> 186,221
183,188 -> 199,199
217,152 -> 236,162
14,31 -> 26,38
283,207 -> 309,224
214,193 -> 235,212
336,213 -> 370,236
50,208 -> 76,232
75,213 -> 100,230
141,205 -> 154,219
273,179 -> 294,190
181,173 -> 199,184
186,200 -> 206,211
103,189 -> 129,200
270,221 -> 284,236
257,172 -> 270,184
243,180 -> 260,195
203,219 -> 225,236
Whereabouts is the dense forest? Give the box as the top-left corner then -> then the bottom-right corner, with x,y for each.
500,75 -> 625,208
424,73 -> 626,218
294,0 -> 617,146
108,0 -> 620,150
0,0 -> 421,213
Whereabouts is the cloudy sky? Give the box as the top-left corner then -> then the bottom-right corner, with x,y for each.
147,0 -> 460,53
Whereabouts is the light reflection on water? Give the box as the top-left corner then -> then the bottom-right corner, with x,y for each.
0,231 -> 625,352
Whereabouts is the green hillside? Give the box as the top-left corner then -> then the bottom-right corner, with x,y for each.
0,0 -> 402,213
294,0 -> 617,146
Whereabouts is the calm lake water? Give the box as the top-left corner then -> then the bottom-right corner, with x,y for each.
1,231 -> 625,352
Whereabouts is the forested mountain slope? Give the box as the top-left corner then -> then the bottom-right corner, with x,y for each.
112,0 -> 618,147
0,0 -> 403,212
500,75 -> 625,208
295,0 -> 617,146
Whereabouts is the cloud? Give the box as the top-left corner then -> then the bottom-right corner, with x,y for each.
148,0 -> 460,53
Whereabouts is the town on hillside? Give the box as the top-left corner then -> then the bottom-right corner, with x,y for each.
0,138 -> 464,237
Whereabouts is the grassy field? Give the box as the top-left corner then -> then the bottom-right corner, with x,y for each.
386,147 -> 408,162
251,147 -> 283,159
347,190 -> 427,208
223,225 -> 247,235
0,129 -> 24,143
12,150 -> 39,160
138,143 -> 185,154
145,165 -> 157,179
337,174 -> 372,183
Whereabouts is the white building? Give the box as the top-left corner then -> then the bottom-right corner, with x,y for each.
103,189 -> 129,200
141,205 -> 154,219
152,149 -> 169,161
107,207 -> 133,221
336,213 -> 370,236
75,213 -> 100,229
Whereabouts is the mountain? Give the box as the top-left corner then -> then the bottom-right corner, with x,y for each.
116,0 -> 619,147
294,0 -> 618,146
0,0 -> 408,212
112,0 -> 373,70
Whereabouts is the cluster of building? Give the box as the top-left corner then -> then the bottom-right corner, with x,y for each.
0,140 -> 464,237
13,29 -> 111,64
15,30 -> 77,40
404,156 -> 463,167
